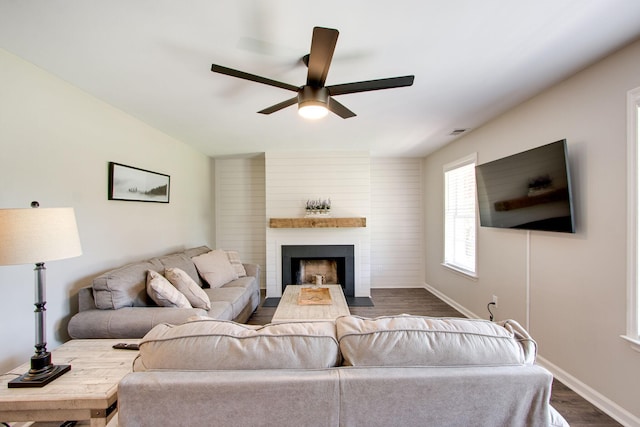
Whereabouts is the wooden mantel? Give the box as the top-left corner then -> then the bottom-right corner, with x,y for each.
269,217 -> 366,228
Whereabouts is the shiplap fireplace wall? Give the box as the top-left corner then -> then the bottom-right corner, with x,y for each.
214,153 -> 424,296
265,152 -> 371,298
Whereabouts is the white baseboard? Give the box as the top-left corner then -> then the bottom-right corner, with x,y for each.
423,282 -> 477,319
536,356 -> 640,427
422,283 -> 640,427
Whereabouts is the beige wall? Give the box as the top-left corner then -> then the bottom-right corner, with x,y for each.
423,39 -> 640,424
0,49 -> 213,373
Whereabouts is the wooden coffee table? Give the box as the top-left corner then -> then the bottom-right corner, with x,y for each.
271,285 -> 350,323
0,338 -> 139,426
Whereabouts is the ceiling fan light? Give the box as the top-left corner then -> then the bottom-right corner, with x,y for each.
298,86 -> 330,119
298,102 -> 329,119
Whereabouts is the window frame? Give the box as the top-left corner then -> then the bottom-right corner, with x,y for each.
442,153 -> 478,278
624,86 -> 640,352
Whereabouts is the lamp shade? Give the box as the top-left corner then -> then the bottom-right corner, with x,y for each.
0,208 -> 82,266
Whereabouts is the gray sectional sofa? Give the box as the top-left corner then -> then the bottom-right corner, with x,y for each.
118,315 -> 569,427
67,246 -> 260,339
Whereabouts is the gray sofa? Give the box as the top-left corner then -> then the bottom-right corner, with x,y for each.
118,315 -> 569,427
68,246 -> 260,339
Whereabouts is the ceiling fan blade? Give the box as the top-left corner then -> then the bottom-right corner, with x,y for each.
211,64 -> 299,92
328,97 -> 356,119
306,27 -> 339,87
327,75 -> 415,96
257,96 -> 298,115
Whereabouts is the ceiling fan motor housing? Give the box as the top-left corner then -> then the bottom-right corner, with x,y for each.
298,86 -> 330,108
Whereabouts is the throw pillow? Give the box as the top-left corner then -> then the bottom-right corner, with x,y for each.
191,249 -> 238,288
146,270 -> 192,308
225,250 -> 247,278
165,267 -> 211,310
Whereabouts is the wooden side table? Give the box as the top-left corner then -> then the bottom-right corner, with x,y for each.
0,339 -> 139,427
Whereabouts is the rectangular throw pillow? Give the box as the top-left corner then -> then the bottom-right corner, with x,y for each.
191,249 -> 238,288
146,270 -> 192,308
165,267 -> 211,310
225,250 -> 247,278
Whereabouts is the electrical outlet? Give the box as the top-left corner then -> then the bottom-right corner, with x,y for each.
491,295 -> 498,308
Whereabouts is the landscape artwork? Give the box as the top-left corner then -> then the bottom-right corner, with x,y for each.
108,162 -> 170,203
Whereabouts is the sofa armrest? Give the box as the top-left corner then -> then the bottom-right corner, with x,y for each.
77,286 -> 97,312
243,263 -> 261,283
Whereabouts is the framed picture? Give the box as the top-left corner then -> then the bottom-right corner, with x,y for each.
108,162 -> 170,203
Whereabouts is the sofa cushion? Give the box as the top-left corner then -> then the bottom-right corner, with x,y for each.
146,270 -> 192,308
225,250 -> 247,277
336,315 -> 535,367
93,259 -> 163,309
204,286 -> 252,319
68,306 -> 211,339
182,245 -> 211,259
134,319 -> 340,371
154,252 -> 204,287
220,275 -> 256,291
191,249 -> 238,288
165,267 -> 211,310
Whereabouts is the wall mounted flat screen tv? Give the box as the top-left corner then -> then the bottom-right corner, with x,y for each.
475,139 -> 575,233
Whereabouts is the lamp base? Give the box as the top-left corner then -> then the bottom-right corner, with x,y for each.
8,352 -> 71,388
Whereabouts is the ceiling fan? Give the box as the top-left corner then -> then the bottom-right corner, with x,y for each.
210,26 -> 415,119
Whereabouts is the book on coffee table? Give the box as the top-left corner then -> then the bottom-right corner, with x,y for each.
297,287 -> 333,305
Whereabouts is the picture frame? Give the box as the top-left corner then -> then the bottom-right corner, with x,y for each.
108,162 -> 170,203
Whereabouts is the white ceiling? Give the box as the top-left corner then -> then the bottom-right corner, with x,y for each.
2,1 -> 640,157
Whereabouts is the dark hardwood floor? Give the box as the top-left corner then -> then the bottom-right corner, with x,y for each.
248,288 -> 621,426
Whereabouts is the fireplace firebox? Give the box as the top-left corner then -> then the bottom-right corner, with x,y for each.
281,245 -> 355,297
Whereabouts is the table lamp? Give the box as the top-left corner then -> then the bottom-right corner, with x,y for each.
0,202 -> 82,388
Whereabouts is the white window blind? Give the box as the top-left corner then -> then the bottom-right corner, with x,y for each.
443,155 -> 477,276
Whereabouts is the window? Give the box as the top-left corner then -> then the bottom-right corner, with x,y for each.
625,87 -> 640,351
443,154 -> 477,276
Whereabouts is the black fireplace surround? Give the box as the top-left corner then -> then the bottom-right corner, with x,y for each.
281,245 -> 355,297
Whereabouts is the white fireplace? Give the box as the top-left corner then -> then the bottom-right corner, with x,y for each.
264,151 -> 371,299
267,234 -> 368,298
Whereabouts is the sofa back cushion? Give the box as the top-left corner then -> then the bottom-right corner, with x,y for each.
134,319 -> 340,371
336,315 -> 536,367
153,252 -> 204,287
92,247 -> 209,310
182,245 -> 211,259
93,259 -> 162,309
